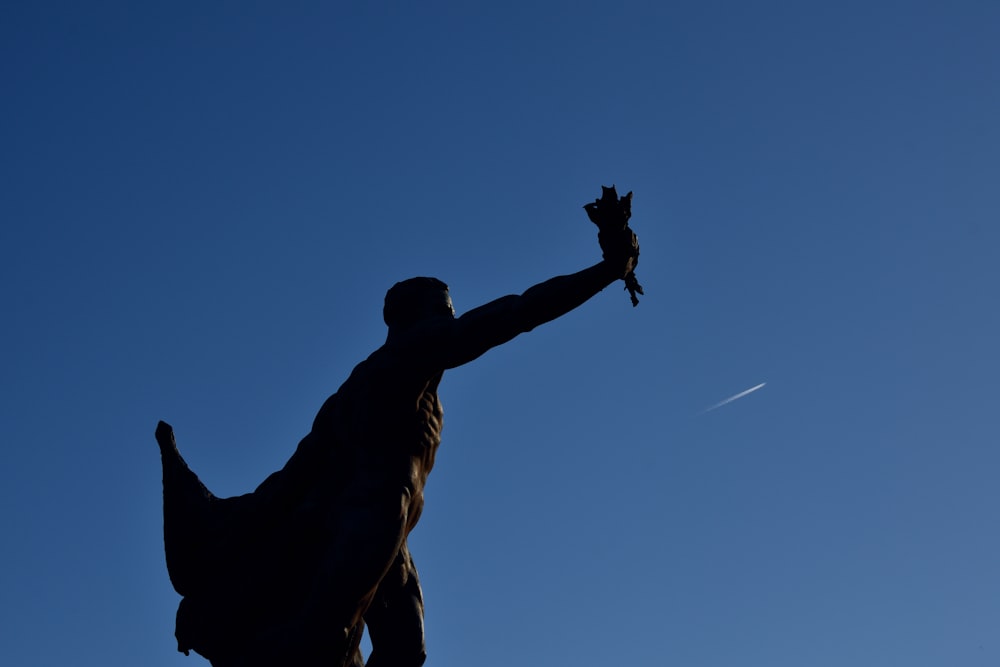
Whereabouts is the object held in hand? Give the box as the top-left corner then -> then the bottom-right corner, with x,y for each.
584,185 -> 644,306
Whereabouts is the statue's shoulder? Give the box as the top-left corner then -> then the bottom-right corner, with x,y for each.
364,338 -> 433,372
337,346 -> 409,396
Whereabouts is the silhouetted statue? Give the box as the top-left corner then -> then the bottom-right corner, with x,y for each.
157,187 -> 641,666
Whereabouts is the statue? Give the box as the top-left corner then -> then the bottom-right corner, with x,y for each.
157,187 -> 641,666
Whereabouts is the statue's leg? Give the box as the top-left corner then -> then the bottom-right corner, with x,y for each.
239,489 -> 410,666
364,543 -> 427,667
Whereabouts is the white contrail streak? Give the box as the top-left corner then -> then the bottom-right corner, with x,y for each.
701,382 -> 766,414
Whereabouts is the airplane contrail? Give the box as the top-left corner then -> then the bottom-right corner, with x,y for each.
701,382 -> 766,414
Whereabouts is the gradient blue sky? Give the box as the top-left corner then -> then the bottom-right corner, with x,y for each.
3,2 -> 998,666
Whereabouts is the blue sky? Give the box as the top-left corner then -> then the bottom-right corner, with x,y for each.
2,2 -> 998,665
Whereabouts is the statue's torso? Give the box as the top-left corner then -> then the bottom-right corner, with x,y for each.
313,343 -> 444,534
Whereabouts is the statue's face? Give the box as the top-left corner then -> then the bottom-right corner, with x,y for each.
392,288 -> 455,330
417,288 -> 455,321
384,279 -> 455,330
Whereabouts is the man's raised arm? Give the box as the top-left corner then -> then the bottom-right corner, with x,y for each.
433,227 -> 639,369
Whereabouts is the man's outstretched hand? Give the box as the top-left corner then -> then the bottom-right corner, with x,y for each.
600,226 -> 640,279
584,185 -> 643,306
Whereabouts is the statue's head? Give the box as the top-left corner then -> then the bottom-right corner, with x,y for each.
383,277 -> 454,330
